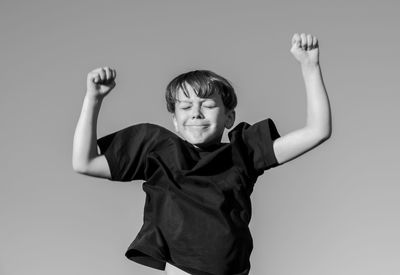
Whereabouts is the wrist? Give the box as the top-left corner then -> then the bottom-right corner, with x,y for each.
84,92 -> 104,104
301,62 -> 320,74
83,93 -> 104,110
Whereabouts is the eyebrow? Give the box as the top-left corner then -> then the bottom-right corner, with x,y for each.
176,98 -> 215,103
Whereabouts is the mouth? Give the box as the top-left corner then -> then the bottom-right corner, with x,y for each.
185,125 -> 209,128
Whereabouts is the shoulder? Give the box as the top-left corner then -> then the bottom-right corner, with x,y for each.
228,118 -> 281,173
228,118 -> 279,141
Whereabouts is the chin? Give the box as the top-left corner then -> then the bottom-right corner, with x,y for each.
182,132 -> 221,147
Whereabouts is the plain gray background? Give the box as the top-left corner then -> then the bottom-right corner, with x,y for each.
1,0 -> 399,274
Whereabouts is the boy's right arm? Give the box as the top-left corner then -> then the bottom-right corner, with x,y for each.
72,67 -> 117,179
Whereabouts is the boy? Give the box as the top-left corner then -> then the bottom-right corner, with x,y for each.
73,33 -> 331,275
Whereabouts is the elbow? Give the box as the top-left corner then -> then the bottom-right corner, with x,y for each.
317,129 -> 332,144
72,159 -> 89,175
323,126 -> 332,140
307,127 -> 331,146
72,164 -> 85,175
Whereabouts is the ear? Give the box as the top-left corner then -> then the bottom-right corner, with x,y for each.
224,110 -> 235,129
172,114 -> 179,132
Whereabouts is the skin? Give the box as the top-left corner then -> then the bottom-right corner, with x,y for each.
72,67 -> 116,178
272,33 -> 332,165
172,83 -> 235,149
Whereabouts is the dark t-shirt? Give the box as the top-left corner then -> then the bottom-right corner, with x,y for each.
97,118 -> 281,275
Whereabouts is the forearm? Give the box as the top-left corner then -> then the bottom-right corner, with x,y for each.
72,95 -> 103,171
301,63 -> 332,139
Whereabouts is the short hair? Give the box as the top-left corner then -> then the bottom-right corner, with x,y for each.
165,70 -> 237,113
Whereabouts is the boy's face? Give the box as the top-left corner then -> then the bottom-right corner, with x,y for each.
172,83 -> 235,149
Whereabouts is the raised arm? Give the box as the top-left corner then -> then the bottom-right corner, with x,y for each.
72,67 -> 116,178
273,33 -> 332,165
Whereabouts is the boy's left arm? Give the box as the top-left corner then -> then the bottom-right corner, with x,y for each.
273,33 -> 332,165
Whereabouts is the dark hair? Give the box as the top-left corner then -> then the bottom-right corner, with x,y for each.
165,70 -> 237,113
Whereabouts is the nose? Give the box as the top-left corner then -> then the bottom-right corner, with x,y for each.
191,105 -> 204,119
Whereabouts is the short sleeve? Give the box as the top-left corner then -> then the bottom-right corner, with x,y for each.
97,123 -> 170,182
228,118 -> 281,174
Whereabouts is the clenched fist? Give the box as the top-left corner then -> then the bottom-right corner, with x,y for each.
290,33 -> 319,66
86,67 -> 117,99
